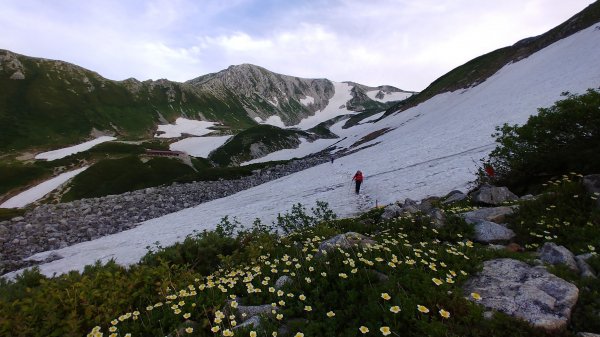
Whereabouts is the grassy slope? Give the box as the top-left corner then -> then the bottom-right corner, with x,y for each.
209,124 -> 309,166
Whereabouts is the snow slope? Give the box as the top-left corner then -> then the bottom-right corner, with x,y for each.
0,167 -> 89,209
169,136 -> 233,157
294,82 -> 356,130
34,136 -> 116,161
155,118 -> 217,138
6,23 -> 600,278
366,90 -> 413,103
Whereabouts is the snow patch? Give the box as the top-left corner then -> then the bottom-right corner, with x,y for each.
35,136 -> 116,161
366,90 -> 413,103
261,115 -> 286,128
254,117 -> 263,123
300,96 -> 315,106
155,118 -> 216,138
170,136 -> 233,158
294,82 -> 356,130
0,167 -> 89,209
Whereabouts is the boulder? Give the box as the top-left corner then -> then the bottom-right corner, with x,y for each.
577,333 -> 600,337
442,190 -> 468,204
275,275 -> 292,289
575,253 -> 597,278
236,304 -> 276,319
417,197 -> 439,212
539,242 -> 579,272
463,258 -> 579,331
469,220 -> 516,243
471,185 -> 518,205
426,208 -> 446,228
317,232 -> 375,255
234,316 -> 261,330
381,204 -> 403,220
461,206 -> 517,223
583,174 -> 600,208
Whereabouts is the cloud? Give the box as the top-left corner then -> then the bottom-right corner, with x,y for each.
0,0 -> 595,89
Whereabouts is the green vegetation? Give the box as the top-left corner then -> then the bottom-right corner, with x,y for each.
0,208 -> 26,221
481,90 -> 600,194
61,156 -> 198,201
209,125 -> 308,166
0,162 -> 52,197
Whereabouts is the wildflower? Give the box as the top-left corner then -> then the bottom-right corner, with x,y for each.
471,292 -> 482,301
299,294 -> 306,301
146,305 -> 154,311
278,300 -> 286,306
432,278 -> 443,286
380,326 -> 391,336
304,305 -> 312,312
327,311 -> 336,317
381,293 -> 391,301
276,314 -> 284,320
294,333 -> 304,337
390,306 -> 401,313
269,287 -> 275,293
230,301 -> 238,308
439,309 -> 450,319
185,327 -> 194,334
339,273 -> 348,279
183,313 -> 191,319
446,277 -> 454,284
222,329 -> 234,336
250,332 -> 257,337
321,272 -> 327,277
359,326 -> 370,334
417,305 -> 429,313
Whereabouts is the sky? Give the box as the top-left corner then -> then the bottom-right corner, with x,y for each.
0,0 -> 595,90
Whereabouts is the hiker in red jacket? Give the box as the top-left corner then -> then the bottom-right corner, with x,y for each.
352,170 -> 363,194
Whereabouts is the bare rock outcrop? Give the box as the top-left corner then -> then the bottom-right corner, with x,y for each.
463,258 -> 579,331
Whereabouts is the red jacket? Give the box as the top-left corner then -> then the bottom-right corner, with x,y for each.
353,171 -> 363,182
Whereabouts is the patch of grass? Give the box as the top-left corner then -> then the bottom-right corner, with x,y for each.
61,156 -> 198,201
209,125 -> 308,166
0,208 -> 26,221
0,163 -> 51,197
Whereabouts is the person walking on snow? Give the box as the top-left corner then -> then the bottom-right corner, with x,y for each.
352,170 -> 363,194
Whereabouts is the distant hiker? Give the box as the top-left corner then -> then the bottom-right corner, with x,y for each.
330,156 -> 334,164
484,164 -> 495,177
352,170 -> 363,194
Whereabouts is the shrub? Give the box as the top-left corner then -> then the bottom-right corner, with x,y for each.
481,89 -> 600,193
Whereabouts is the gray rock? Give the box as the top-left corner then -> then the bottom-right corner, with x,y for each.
275,275 -> 292,289
11,216 -> 24,222
236,304 -> 276,319
575,253 -> 597,278
577,333 -> 600,337
461,206 -> 516,223
470,220 -> 515,243
583,174 -> 600,208
472,185 -> 518,205
442,190 -> 467,204
10,70 -> 25,80
426,208 -> 446,228
317,232 -> 376,254
539,242 -> 579,272
463,258 -> 579,331
234,316 -> 261,330
381,204 -> 403,220
417,197 -> 439,212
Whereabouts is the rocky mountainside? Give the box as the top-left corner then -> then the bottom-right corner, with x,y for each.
0,52 -> 410,154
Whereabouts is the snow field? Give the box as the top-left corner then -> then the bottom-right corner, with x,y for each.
0,167 -> 90,209
169,136 -> 233,157
155,118 -> 217,138
34,136 -> 116,161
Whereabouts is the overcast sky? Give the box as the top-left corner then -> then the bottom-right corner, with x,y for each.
0,0 -> 595,90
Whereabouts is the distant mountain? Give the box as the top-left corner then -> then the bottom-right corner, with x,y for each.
0,53 -> 412,153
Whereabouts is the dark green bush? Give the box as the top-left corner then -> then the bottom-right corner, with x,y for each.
481,89 -> 600,193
